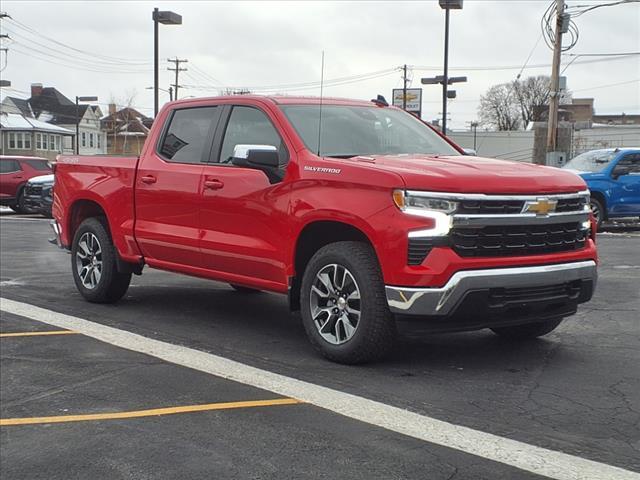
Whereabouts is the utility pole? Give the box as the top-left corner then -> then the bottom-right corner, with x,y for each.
168,86 -> 173,101
402,64 -> 408,110
545,0 -> 565,160
168,57 -> 188,100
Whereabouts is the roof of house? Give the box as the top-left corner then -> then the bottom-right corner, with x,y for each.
5,97 -> 34,117
6,88 -> 96,126
101,107 -> 153,135
0,112 -> 74,134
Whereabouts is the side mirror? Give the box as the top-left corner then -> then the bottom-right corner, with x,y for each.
231,144 -> 282,183
462,148 -> 477,156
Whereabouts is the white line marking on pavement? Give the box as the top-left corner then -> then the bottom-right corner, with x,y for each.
1,297 -> 638,480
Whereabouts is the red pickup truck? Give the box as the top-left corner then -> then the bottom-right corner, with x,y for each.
51,95 -> 597,363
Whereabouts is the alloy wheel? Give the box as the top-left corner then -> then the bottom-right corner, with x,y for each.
75,232 -> 103,289
309,263 -> 361,345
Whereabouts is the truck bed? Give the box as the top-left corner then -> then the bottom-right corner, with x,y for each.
53,155 -> 141,261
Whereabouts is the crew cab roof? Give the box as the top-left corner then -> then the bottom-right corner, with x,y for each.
171,95 -> 381,108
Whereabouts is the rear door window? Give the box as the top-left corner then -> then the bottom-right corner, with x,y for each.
158,107 -> 220,164
0,160 -> 21,174
24,160 -> 52,171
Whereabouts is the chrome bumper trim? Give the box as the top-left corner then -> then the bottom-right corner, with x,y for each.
452,211 -> 589,227
49,219 -> 63,248
386,260 -> 597,316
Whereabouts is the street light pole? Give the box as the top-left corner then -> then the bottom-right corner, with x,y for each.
153,7 -> 159,118
442,6 -> 450,135
152,8 -> 182,118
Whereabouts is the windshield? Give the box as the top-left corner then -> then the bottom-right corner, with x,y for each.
281,105 -> 460,157
563,150 -> 617,173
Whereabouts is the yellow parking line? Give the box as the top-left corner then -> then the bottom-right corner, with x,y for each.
0,398 -> 303,426
0,330 -> 78,338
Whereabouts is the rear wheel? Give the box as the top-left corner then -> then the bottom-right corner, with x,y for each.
300,241 -> 396,364
10,189 -> 26,214
491,318 -> 563,340
71,217 -> 131,303
590,197 -> 604,229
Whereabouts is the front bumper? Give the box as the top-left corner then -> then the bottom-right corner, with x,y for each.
386,260 -> 597,317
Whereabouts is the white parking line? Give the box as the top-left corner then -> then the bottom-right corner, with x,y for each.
1,297 -> 638,480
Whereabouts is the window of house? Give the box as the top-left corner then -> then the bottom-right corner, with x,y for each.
158,107 -> 220,164
8,133 -> 16,149
24,133 -> 32,150
81,132 -> 86,147
16,133 -> 24,149
55,136 -> 61,152
49,134 -> 55,150
97,134 -> 101,149
89,133 -> 94,148
35,133 -> 42,150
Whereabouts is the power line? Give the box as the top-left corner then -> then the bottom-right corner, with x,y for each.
6,17 -> 151,65
566,0 -> 638,17
572,78 -> 640,92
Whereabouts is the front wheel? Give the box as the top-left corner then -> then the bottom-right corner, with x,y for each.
71,217 -> 131,303
590,197 -> 604,229
491,318 -> 563,340
300,241 -> 396,364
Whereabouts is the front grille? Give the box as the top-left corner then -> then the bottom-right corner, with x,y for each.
489,280 -> 582,306
457,199 -> 524,215
25,185 -> 43,195
555,196 -> 588,212
451,222 -> 587,257
408,238 -> 434,265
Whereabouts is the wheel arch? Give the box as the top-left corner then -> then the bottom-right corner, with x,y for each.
289,220 -> 376,311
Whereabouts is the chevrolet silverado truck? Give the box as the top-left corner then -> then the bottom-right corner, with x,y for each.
51,96 -> 598,363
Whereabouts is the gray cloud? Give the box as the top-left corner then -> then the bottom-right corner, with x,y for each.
2,0 -> 638,128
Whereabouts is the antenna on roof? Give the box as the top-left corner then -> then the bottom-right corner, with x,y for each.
316,51 -> 325,157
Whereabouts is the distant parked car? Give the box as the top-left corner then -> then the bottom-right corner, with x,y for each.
0,156 -> 52,213
563,148 -> 640,228
23,174 -> 54,218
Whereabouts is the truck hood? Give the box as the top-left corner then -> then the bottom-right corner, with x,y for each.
346,154 -> 587,194
27,174 -> 55,185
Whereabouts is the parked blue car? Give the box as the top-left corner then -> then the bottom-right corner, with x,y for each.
563,148 -> 640,228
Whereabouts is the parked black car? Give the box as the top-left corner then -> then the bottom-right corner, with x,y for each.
23,174 -> 54,217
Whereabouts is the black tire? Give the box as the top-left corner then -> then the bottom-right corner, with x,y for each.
229,284 -> 260,293
590,197 -> 604,230
71,217 -> 131,303
491,318 -> 563,340
300,241 -> 396,364
10,188 -> 26,214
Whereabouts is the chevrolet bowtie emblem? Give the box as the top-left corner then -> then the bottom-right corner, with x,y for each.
523,198 -> 558,215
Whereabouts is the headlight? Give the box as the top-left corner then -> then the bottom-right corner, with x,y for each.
393,190 -> 458,214
393,190 -> 456,236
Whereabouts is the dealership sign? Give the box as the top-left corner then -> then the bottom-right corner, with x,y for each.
392,88 -> 422,117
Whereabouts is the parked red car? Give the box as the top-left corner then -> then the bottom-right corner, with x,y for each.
51,96 -> 598,363
0,155 -> 52,213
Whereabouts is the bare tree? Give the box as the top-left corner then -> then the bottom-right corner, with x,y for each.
512,75 -> 551,127
478,84 -> 521,131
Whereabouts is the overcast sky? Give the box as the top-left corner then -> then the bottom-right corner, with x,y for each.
1,0 -> 638,129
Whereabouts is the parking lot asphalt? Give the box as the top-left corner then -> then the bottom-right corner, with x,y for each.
1,213 -> 639,479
